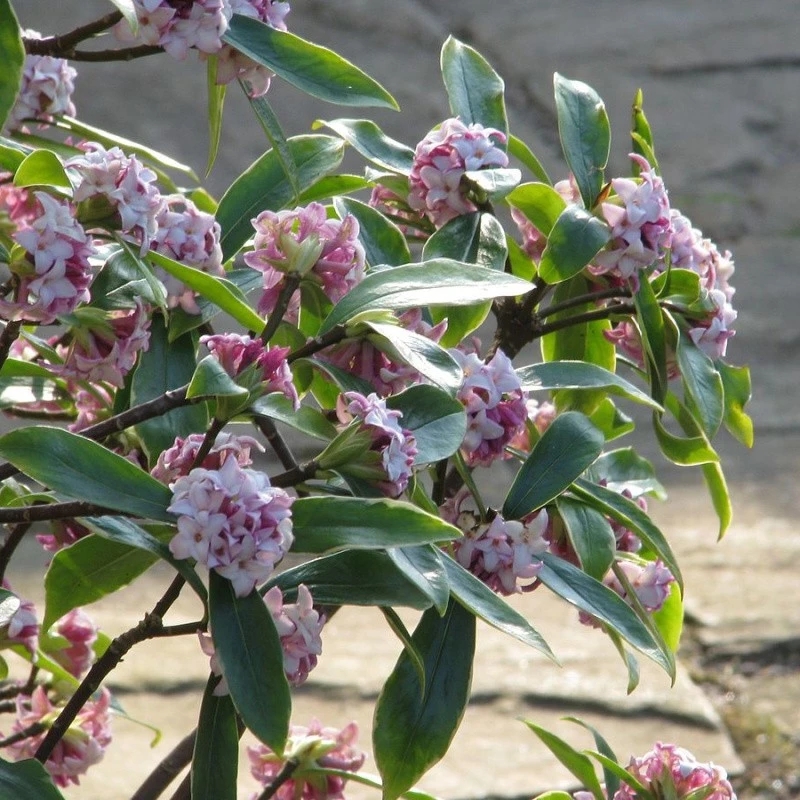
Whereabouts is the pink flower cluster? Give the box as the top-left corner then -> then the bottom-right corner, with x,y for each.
52,608 -> 99,678
6,31 -> 76,131
153,431 -> 263,484
451,347 -> 528,467
5,686 -> 112,788
508,397 -> 557,452
248,719 -> 366,800
409,118 -> 509,227
336,391 -> 418,497
442,488 -> 549,595
1,192 -> 93,323
245,202 -> 365,318
167,454 -> 294,596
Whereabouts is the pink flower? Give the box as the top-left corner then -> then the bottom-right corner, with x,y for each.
0,586 -> 39,653
0,176 -> 39,229
6,32 -> 76,131
248,719 -> 366,800
409,118 -> 508,227
36,518 -> 91,553
68,383 -> 115,432
52,608 -> 98,678
245,203 -> 365,318
511,207 -> 546,261
368,184 -> 431,239
1,192 -> 93,323
508,397 -> 557,452
613,742 -> 736,800
6,686 -> 112,788
451,347 -> 528,467
167,455 -> 294,596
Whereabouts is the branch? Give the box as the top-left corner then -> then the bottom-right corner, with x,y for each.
0,523 -> 31,584
270,459 -> 319,489
60,45 -> 164,63
531,302 -> 634,339
0,500 -> 121,525
0,721 -> 46,749
260,275 -> 300,345
130,729 -> 197,800
537,285 -> 631,319
23,11 -> 123,56
257,758 -> 300,800
287,326 -> 347,363
0,320 -> 22,373
253,415 -> 298,471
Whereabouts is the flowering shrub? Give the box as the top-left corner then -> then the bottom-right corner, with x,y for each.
0,3 -> 753,799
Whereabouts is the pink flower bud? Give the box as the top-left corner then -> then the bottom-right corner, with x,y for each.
52,608 -> 98,678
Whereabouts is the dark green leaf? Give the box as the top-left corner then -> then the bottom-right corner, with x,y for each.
556,497 -> 615,580
251,394 -> 337,441
386,545 -> 449,616
295,174 -> 374,206
653,412 -> 719,466
0,427 -> 173,521
588,398 -> 634,441
675,326 -> 724,437
553,74 -> 610,209
217,134 -> 344,260
92,246 -> 168,311
507,134 -> 551,184
187,355 -> 249,400
381,607 -> 427,695
0,0 -> 24,132
247,90 -> 299,198
503,411 -> 604,519
334,197 -> 411,268
209,572 -> 291,752
13,150 -> 71,190
631,88 -> 658,172
0,757 -> 67,800
291,497 -> 459,553
588,448 -> 666,500
538,206 -> 610,284
633,277 -> 668,404
605,626 -> 641,694
224,16 -> 398,109
463,168 -> 521,200
316,118 -> 414,173
717,361 -> 753,447
440,37 -> 507,139
192,677 -> 239,800
506,182 -> 566,236
584,751 -> 655,800
374,601 -> 475,800
564,717 -> 620,798
301,357 -> 374,400
205,57 -> 227,175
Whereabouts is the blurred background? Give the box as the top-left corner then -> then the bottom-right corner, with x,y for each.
9,2 -> 800,798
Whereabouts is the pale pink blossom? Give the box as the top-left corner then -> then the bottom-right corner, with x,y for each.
409,118 -> 508,227
6,686 -> 112,788
508,397 -> 557,451
451,347 -> 528,467
52,608 -> 98,678
167,455 -> 294,596
368,184 -> 430,239
510,207 -> 546,261
1,587 -> 39,653
248,719 -> 366,800
69,384 -> 115,432
688,288 -> 737,360
0,176 -> 39,229
36,518 -> 91,553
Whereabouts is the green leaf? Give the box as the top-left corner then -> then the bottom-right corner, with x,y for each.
148,250 -> 264,332
374,601 -> 475,800
633,277 -> 668,405
334,197 -> 411,268
506,182 -> 566,236
0,364 -> 61,410
0,757 -> 67,800
463,168 -> 521,201
191,677 -> 239,800
605,626 -> 641,694
653,413 -> 719,466
587,398 -> 634,441
386,385 -> 467,465
205,57 -> 227,175
717,361 -> 753,447
703,460 -> 732,540
268,549 -> 434,610
209,572 -> 291,752
0,427 -> 173,521
13,150 -> 71,191
92,246 -> 168,311
503,411 -> 604,519
588,448 -> 666,500
556,497 -> 615,580
187,355 -> 249,400
517,360 -> 661,410
440,37 -> 507,139
521,720 -> 604,800
316,118 -> 414,173
570,478 -> 682,590
0,0 -> 23,132
381,607 -> 427,695
319,260 -> 532,335
386,545 -> 449,616
532,793 -> 574,800
108,0 -> 138,32
131,317 -> 208,462
0,139 -> 25,172
224,16 -> 398,109
295,174 -> 374,206
538,553 -> 674,677
553,74 -> 610,209
217,134 -> 344,260
291,497 -> 459,553
507,135 -> 551,184
631,88 -> 658,172
442,554 -> 555,659
247,90 -> 299,198
675,326 -> 724,437
251,394 -> 336,441
43,534 -> 158,629
652,580 -> 684,653
564,717 -> 620,798
584,752 -> 655,800
538,206 -> 610,284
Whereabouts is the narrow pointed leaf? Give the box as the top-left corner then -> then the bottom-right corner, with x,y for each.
381,607 -> 426,696
606,628 -> 641,694
192,678 -> 239,800
295,174 -> 373,206
653,413 -> 719,466
248,90 -> 299,195
334,197 -> 411,267
13,150 -> 71,190
556,497 -> 615,580
507,134 -> 551,184
317,118 -> 414,173
634,277 -> 668,404
251,394 -> 337,441
564,717 -> 621,797
386,545 -> 449,615
206,57 -> 227,175
0,1 -> 24,132
717,361 -> 753,447
209,572 -> 291,752
224,16 -> 398,109
631,88 -> 658,172
676,329 -> 724,437
538,206 -> 610,284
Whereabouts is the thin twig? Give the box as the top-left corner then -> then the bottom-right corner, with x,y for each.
286,326 -> 347,363
60,45 -> 164,63
538,286 -> 631,319
23,11 -> 123,56
253,415 -> 298,471
0,320 -> 22,373
531,302 -> 634,339
269,459 -> 319,489
0,500 -> 120,525
257,758 -> 300,800
0,721 -> 46,748
189,417 -> 226,469
260,275 -> 300,345
0,523 -> 30,584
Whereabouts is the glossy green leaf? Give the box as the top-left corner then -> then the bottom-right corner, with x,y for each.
538,206 -> 610,283
652,580 -> 684,653
334,197 -> 411,267
507,134 -> 551,184
506,182 -> 566,236
381,607 -> 427,695
633,276 -> 668,404
440,37 -> 507,140
291,497 -> 459,553
251,394 -> 337,441
588,448 -> 666,500
374,601 -> 475,800
0,0 -> 23,132
92,246 -> 168,311
217,134 -> 344,259
652,267 -> 702,306
676,329 -> 724,437
503,411 -> 604,519
43,534 -> 158,629
224,16 -> 398,109
131,317 -> 208,462
0,427 -> 173,521
463,167 -> 521,200
564,717 -> 620,798
532,793 -> 574,800
521,720 -> 604,800
589,398 -> 634,441
13,149 -> 71,190
538,553 -> 674,676
247,91 -> 299,198
653,412 -> 719,466
605,626 -> 641,694
517,360 -> 661,410
386,545 -> 449,616
209,572 -> 291,752
553,74 -> 610,209
192,677 -> 239,800
0,757 -> 67,800
295,174 -> 374,206
148,250 -> 264,332
506,235 -> 535,281
570,478 -> 682,589
319,260 -> 532,335
205,57 -> 227,175
631,88 -> 658,173
301,357 -> 374,405
585,752 -> 654,800
316,118 -> 414,174
267,549 -> 434,610
0,590 -> 20,628
187,355 -> 249,400
717,361 -> 753,447
386,385 -> 467,465
442,555 -> 554,658
0,139 -> 25,172
0,366 -> 60,410
556,497 -> 615,580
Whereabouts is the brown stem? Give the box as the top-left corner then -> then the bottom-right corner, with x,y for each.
0,721 -> 46,748
0,523 -> 30,584
189,417 -> 226,470
167,772 -> 192,800
23,11 -> 123,56
537,286 -> 631,319
260,275 -> 300,345
61,45 -> 164,63
286,326 -> 347,364
253,415 -> 298,471
130,729 -> 197,800
0,500 -> 120,525
0,320 -> 21,373
257,758 -> 300,800
532,302 -> 634,339
270,459 -> 318,489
